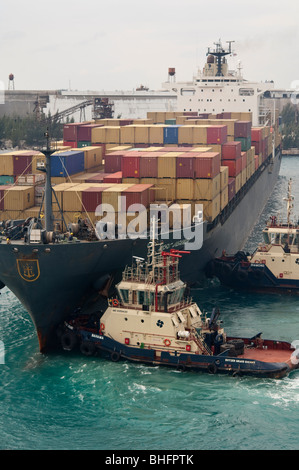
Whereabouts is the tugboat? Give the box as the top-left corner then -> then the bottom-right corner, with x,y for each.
207,179 -> 299,294
59,219 -> 299,379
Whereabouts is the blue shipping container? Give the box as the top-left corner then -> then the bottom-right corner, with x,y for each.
51,151 -> 85,177
163,126 -> 180,144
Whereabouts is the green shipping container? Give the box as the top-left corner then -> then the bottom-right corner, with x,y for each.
165,119 -> 176,125
0,175 -> 14,185
236,136 -> 251,152
78,141 -> 91,148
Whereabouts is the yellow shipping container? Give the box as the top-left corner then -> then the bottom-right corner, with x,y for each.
157,153 -> 179,178
101,184 -> 134,212
23,206 -> 42,219
235,173 -> 242,193
149,125 -> 165,144
120,125 -> 135,144
195,195 -> 220,222
70,146 -> 103,170
51,176 -> 68,184
190,146 -> 212,153
192,126 -> 208,144
220,166 -> 229,189
106,126 -> 120,144
106,145 -> 133,153
176,179 -> 194,200
91,126 -> 107,143
220,186 -> 228,211
194,174 -> 221,200
122,178 -> 140,184
141,146 -> 164,152
0,209 -> 24,220
4,186 -> 34,211
156,178 -> 176,201
178,126 -> 193,144
52,183 -> 81,209
241,168 -> 247,186
134,125 -> 150,144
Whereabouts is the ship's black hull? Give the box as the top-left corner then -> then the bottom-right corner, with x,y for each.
0,149 -> 282,352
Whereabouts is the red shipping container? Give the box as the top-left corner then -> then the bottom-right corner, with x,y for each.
0,185 -> 12,210
251,141 -> 262,155
222,112 -> 232,119
228,178 -> 236,201
104,151 -> 124,173
176,154 -> 194,178
234,121 -> 251,138
194,152 -> 220,178
82,186 -> 107,212
63,123 -> 81,141
221,158 -> 242,177
122,184 -> 154,210
77,124 -> 103,142
139,154 -> 159,177
251,128 -> 263,142
183,112 -> 198,116
13,153 -> 32,175
121,155 -> 140,178
221,141 -> 241,160
207,125 -> 227,144
103,171 -> 122,183
198,113 -> 211,119
63,140 -> 78,148
241,152 -> 247,170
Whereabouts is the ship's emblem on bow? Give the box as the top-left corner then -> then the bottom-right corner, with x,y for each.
17,259 -> 40,282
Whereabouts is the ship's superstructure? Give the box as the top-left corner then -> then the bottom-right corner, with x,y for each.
162,40 -> 274,127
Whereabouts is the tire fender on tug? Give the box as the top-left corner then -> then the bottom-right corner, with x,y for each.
80,341 -> 96,356
61,331 -> 77,351
111,351 -> 120,362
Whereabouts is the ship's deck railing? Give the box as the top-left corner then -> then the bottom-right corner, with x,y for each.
122,263 -> 181,285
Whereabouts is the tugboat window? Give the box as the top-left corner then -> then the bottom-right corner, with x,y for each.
120,289 -> 129,303
138,291 -> 145,305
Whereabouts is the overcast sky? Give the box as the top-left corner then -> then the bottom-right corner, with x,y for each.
1,0 -> 299,92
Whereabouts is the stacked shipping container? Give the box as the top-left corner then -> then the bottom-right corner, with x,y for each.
0,112 -> 281,225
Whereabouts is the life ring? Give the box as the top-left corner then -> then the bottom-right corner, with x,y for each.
207,362 -> 218,374
112,299 -> 119,307
100,323 -> 105,331
164,338 -> 171,347
111,351 -> 120,362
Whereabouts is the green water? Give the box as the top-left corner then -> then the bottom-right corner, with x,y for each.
0,157 -> 299,450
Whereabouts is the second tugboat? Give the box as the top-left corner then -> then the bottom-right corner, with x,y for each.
207,179 -> 299,294
59,219 -> 299,379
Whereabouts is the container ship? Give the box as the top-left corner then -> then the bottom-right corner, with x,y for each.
0,42 -> 282,353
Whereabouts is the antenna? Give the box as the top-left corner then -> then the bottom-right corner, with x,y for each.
207,39 -> 235,76
283,179 -> 294,227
